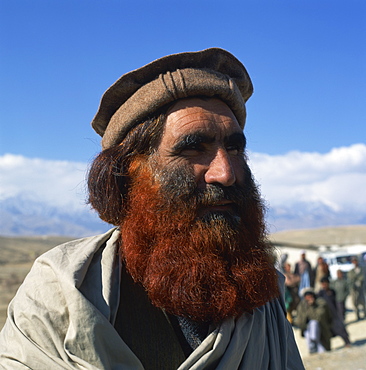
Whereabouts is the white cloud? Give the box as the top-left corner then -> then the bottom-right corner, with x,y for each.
249,143 -> 366,212
1,143 -> 366,216
0,154 -> 88,211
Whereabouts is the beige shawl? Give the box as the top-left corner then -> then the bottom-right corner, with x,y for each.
0,228 -> 304,369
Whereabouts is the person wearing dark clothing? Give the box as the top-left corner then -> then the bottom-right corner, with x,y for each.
294,250 -> 314,294
348,257 -> 366,320
318,277 -> 351,347
331,269 -> 349,321
294,289 -> 333,354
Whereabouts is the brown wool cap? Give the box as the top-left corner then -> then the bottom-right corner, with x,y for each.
91,48 -> 253,149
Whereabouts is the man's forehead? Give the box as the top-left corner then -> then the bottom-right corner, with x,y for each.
167,97 -> 235,114
164,97 -> 241,132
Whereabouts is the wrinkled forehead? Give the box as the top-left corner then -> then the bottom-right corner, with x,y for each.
163,97 -> 242,138
167,97 -> 237,121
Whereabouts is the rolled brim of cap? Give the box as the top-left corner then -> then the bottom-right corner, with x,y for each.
91,48 -> 253,149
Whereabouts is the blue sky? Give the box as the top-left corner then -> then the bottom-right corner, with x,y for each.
1,1 -> 365,234
1,0 -> 365,162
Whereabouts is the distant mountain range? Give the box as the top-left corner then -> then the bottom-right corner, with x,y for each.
266,201 -> 366,233
0,195 -> 111,237
0,195 -> 365,237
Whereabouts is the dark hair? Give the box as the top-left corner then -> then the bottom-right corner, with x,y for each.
87,111 -> 167,225
304,291 -> 316,298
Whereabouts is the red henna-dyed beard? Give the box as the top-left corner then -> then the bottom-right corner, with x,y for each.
120,156 -> 279,323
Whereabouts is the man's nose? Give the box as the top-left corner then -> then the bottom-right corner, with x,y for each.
204,149 -> 236,187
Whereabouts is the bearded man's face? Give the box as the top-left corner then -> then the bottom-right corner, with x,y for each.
120,98 -> 279,323
155,98 -> 247,212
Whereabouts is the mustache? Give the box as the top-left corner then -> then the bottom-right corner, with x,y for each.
156,165 -> 246,207
195,184 -> 245,207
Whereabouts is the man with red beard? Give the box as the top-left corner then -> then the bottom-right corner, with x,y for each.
0,49 -> 304,369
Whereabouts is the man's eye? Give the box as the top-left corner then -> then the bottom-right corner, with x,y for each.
179,145 -> 203,155
226,146 -> 243,155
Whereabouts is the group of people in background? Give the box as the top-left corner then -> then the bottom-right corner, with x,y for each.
280,250 -> 366,354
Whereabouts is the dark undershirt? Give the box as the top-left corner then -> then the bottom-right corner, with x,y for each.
168,314 -> 210,357
114,266 -> 211,370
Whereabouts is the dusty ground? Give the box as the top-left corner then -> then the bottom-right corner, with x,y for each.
293,305 -> 366,370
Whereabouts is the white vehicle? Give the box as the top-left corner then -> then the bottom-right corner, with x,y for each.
320,245 -> 366,281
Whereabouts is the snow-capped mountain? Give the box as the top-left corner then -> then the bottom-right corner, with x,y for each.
0,195 -> 111,237
266,201 -> 366,233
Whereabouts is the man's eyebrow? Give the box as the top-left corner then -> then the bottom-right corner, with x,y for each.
172,133 -> 215,152
224,132 -> 246,149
